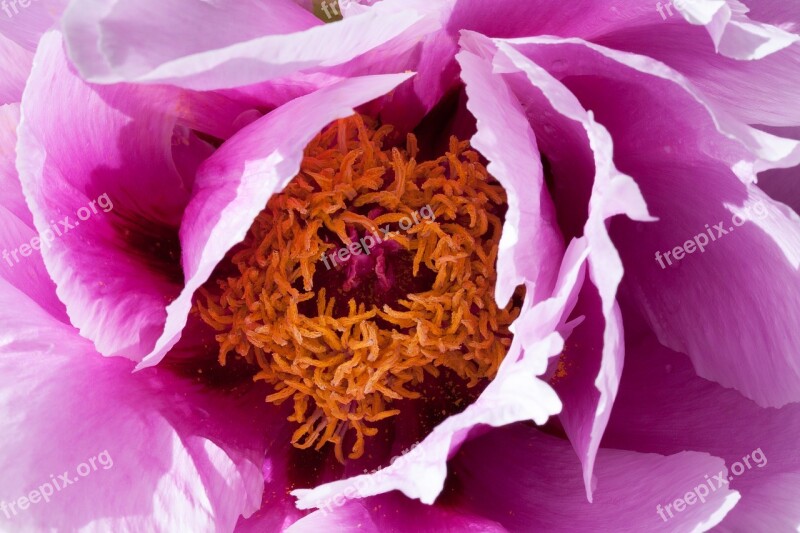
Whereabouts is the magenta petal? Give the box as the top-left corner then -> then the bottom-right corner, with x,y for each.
0,105 -> 31,223
468,32 -> 655,499
676,0 -> 799,60
502,37 -> 800,178
449,424 -> 740,531
549,279 -> 625,503
604,334 -> 800,530
17,32 -> 194,361
759,126 -> 800,213
447,0 -> 677,42
62,0 -> 316,86
614,182 -> 800,408
596,24 -> 800,127
137,72 -> 414,369
320,0 -> 458,132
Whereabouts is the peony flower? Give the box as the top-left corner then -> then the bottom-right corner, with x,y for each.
1,0 -> 799,531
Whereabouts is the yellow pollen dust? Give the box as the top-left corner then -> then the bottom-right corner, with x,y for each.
197,114 -> 522,462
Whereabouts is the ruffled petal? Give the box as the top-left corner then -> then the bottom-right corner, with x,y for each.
758,126 -> 800,214
447,0 -> 800,127
292,328 -> 563,508
677,0 -> 798,60
447,0 -> 679,42
502,36 -> 800,178
447,0 -> 789,62
62,0 -> 437,91
493,35 -> 800,407
463,32 -> 655,499
456,38 -> 563,307
326,0 -> 457,132
595,15 -> 800,127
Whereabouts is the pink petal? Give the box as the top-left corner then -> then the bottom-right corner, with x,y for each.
677,0 -> 798,60
0,280 -> 264,531
757,126 -> 800,214
0,34 -> 32,105
447,0 -> 681,41
506,37 -> 800,405
456,36 -> 563,307
62,0 -> 437,91
0,103 -> 66,320
502,36 -> 800,178
326,0 -> 457,131
497,35 -> 800,407
0,0 -> 67,50
595,16 -> 800,126
469,32 -> 655,499
616,185 -> 800,408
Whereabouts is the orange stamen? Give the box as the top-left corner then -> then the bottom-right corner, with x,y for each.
197,114 -> 522,461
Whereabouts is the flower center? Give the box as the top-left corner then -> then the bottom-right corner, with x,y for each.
197,114 -> 521,462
